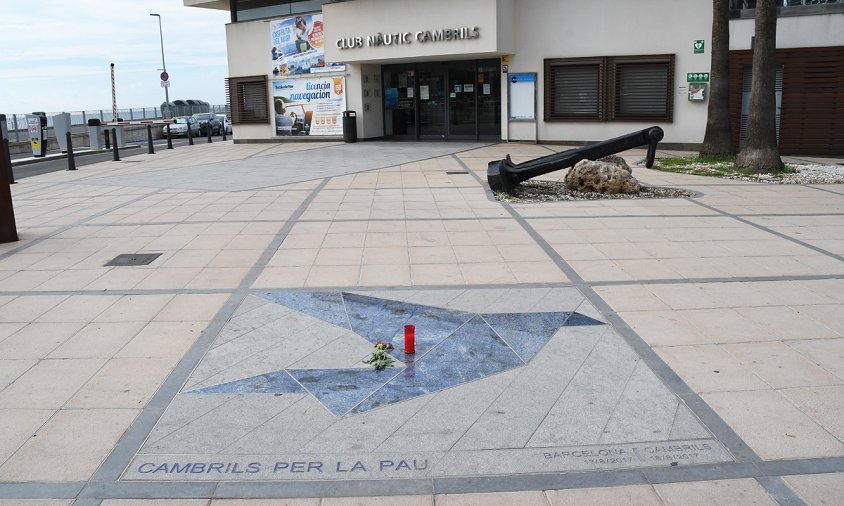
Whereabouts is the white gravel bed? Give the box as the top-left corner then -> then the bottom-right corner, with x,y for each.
495,181 -> 695,203
744,164 -> 844,184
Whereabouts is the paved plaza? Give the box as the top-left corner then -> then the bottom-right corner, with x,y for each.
0,140 -> 842,505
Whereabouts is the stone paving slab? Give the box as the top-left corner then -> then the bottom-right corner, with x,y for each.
0,141 -> 843,504
79,143 -> 489,192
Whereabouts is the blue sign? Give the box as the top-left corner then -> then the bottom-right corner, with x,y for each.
160,71 -> 169,82
510,73 -> 536,83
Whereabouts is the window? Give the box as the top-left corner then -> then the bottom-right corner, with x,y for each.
729,0 -> 844,17
548,60 -> 603,119
232,0 -> 334,22
544,55 -> 674,122
731,0 -> 843,8
226,76 -> 270,124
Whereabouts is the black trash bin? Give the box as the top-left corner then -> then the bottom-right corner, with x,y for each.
342,110 -> 357,143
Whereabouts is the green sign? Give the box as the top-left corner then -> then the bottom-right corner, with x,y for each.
687,72 -> 710,82
694,39 -> 705,54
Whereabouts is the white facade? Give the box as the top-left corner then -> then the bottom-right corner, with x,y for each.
202,0 -> 844,146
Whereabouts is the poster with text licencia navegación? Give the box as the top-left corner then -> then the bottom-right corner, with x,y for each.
273,77 -> 346,137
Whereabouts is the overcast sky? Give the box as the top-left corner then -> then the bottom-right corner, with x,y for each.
0,0 -> 230,115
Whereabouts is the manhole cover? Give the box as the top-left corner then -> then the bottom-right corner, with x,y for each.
105,253 -> 162,266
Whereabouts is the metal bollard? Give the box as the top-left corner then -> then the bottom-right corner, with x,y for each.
206,123 -> 212,143
166,124 -> 173,149
147,125 -> 154,154
111,128 -> 120,161
188,124 -> 194,146
104,129 -> 111,150
2,139 -> 14,184
66,132 -> 77,171
222,124 -> 227,141
0,139 -> 18,243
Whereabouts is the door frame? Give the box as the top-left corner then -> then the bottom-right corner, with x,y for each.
381,59 -> 500,141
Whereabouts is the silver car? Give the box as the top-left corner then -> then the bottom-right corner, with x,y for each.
219,114 -> 233,135
162,116 -> 199,138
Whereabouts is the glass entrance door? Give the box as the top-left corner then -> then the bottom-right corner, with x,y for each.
448,62 -> 477,139
382,66 -> 416,139
382,59 -> 500,140
477,59 -> 502,139
417,63 -> 447,139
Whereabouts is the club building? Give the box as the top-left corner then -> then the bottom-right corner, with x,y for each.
185,0 -> 844,155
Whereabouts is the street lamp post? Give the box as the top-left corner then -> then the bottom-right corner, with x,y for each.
150,13 -> 171,119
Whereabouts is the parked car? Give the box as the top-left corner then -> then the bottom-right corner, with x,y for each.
192,112 -> 223,136
162,116 -> 199,138
219,114 -> 232,135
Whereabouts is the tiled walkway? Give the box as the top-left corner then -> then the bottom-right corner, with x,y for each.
0,141 -> 842,505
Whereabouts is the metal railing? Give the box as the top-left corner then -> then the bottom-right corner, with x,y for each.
2,104 -> 227,142
730,0 -> 843,8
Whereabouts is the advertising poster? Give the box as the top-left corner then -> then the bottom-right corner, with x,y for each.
385,88 -> 398,110
270,14 -> 343,76
272,77 -> 346,136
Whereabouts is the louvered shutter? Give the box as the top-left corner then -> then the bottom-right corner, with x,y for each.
229,75 -> 270,124
613,63 -> 670,118
551,64 -> 600,118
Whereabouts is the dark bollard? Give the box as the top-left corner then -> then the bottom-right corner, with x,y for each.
66,132 -> 77,171
0,138 -> 18,243
2,139 -> 14,184
188,124 -> 194,146
222,124 -> 227,141
487,126 -> 665,194
147,125 -> 155,154
111,128 -> 120,161
104,129 -> 111,150
206,124 -> 212,143
166,124 -> 173,149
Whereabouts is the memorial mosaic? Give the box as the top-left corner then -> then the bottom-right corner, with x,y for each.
123,287 -> 732,481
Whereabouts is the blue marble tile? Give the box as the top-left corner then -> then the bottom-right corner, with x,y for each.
564,312 -> 605,326
342,293 -> 473,361
259,291 -> 350,329
287,367 -> 401,416
199,291 -> 609,417
350,316 -> 523,414
185,370 -> 304,395
481,312 -> 574,362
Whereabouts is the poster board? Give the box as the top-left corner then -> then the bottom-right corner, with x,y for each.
270,14 -> 344,76
272,77 -> 346,136
507,73 -> 536,122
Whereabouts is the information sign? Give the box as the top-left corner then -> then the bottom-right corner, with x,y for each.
508,73 -> 536,121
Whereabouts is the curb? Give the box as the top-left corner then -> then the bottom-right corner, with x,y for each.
11,145 -> 141,167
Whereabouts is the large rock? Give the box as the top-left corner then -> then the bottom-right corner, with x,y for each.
564,158 -> 640,194
597,155 -> 632,173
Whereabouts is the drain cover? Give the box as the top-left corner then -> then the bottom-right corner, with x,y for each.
105,253 -> 162,266
446,171 -> 469,175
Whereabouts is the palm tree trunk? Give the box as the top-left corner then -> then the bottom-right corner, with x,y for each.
736,0 -> 784,173
701,0 -> 734,156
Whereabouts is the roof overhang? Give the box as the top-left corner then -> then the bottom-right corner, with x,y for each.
183,0 -> 230,11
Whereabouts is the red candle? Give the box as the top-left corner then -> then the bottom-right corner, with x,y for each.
404,324 -> 415,354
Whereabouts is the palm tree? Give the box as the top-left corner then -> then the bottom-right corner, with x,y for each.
735,0 -> 784,173
701,0 -> 734,156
